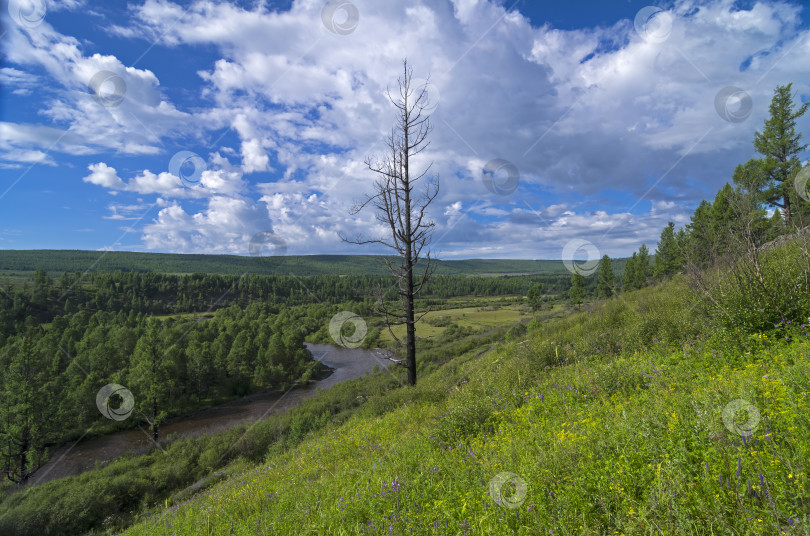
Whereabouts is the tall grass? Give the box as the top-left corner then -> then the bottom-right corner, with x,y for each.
4,242 -> 810,535
114,266 -> 810,535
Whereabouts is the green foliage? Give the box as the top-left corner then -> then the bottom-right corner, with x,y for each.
0,250 -> 578,278
505,322 -> 527,341
652,222 -> 682,279
102,256 -> 810,536
700,240 -> 810,333
568,272 -> 586,309
0,300 -> 324,483
752,83 -> 809,226
595,254 -> 616,298
424,315 -> 453,327
430,387 -> 494,445
635,244 -> 651,287
622,251 -> 639,290
685,200 -> 716,267
526,283 -> 545,311
0,268 -> 566,338
621,246 -> 651,291
0,336 -> 60,483
0,264 -> 554,533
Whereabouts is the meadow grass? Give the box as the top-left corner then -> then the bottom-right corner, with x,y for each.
378,301 -> 568,343
119,277 -> 810,535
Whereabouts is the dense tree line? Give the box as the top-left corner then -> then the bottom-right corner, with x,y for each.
623,83 -> 808,289
0,250 -> 574,277
550,84 -> 807,308
0,302 -> 329,484
0,270 -> 564,338
0,266 -> 567,484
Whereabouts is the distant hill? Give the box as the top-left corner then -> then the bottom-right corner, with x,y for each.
0,250 -> 609,277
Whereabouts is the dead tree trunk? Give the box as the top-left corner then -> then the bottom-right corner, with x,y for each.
342,59 -> 439,386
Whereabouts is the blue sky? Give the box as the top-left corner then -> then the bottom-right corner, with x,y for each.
1,0 -> 809,261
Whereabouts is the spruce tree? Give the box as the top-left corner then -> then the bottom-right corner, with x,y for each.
569,272 -> 586,310
527,283 -> 545,311
752,83 -> 809,227
686,200 -> 716,267
128,320 -> 174,442
595,254 -> 616,298
0,337 -> 57,483
634,245 -> 651,288
653,222 -> 681,279
622,252 -> 639,291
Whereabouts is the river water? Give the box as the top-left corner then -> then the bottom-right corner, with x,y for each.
29,343 -> 394,486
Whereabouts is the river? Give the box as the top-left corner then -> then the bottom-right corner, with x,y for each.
29,343 -> 394,486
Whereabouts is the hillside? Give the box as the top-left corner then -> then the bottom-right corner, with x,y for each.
5,257 -> 800,535
0,249 -> 625,277
101,273 -> 806,535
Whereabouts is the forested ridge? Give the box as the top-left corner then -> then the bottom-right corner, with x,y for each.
0,250 -> 575,277
0,269 -> 569,338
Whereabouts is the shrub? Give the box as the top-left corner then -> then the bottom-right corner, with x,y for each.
430,388 -> 494,444
700,241 -> 810,333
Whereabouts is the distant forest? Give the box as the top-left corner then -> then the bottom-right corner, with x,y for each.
0,250 -> 586,277
0,270 -> 571,339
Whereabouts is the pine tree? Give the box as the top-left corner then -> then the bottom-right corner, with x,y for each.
685,200 -> 716,267
732,159 -> 767,203
652,222 -> 682,279
128,320 -> 174,442
0,337 -> 57,483
634,245 -> 651,289
569,272 -> 586,310
711,183 -> 746,256
526,283 -> 545,311
753,83 -> 809,227
622,252 -> 639,291
595,254 -> 615,298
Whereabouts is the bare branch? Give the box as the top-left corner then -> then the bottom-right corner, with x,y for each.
341,59 -> 439,386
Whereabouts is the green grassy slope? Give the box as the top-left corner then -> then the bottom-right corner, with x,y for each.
116,276 -> 810,535
0,249 -> 603,277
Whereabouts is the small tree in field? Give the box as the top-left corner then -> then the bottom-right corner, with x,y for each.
342,60 -> 439,386
527,283 -> 545,311
569,272 -> 586,310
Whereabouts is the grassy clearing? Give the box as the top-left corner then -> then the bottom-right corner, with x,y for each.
117,275 -> 810,535
378,301 -> 567,343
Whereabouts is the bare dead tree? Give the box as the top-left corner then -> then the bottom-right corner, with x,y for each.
341,59 -> 439,386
